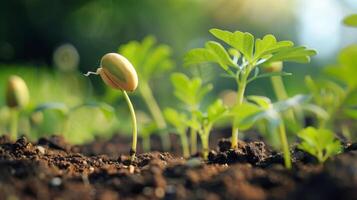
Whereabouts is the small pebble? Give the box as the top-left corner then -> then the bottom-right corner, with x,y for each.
129,165 -> 135,174
50,177 -> 62,187
155,187 -> 165,198
36,146 -> 46,154
83,160 -> 88,165
89,166 -> 95,172
185,158 -> 202,168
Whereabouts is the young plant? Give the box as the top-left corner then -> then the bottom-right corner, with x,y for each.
262,61 -> 301,131
119,36 -> 174,151
164,108 -> 190,158
85,53 -> 139,162
238,95 -> 315,169
306,45 -> 357,138
194,99 -> 228,159
297,127 -> 342,163
32,102 -> 114,139
184,28 -> 316,149
170,73 -> 212,154
6,75 -> 30,140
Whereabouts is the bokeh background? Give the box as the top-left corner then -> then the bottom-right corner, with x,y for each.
0,0 -> 356,144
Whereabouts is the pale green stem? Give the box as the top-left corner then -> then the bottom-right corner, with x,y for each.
271,76 -> 297,125
190,128 -> 197,155
179,130 -> 190,158
231,75 -> 246,148
123,90 -> 138,162
200,124 -> 212,160
10,108 -> 19,141
139,83 -> 170,151
278,122 -> 292,169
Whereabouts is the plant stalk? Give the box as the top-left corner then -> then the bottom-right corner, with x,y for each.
231,75 -> 247,148
180,130 -> 190,158
271,76 -> 297,126
10,108 -> 19,141
123,90 -> 138,162
190,128 -> 197,155
200,125 -> 212,160
278,122 -> 292,169
139,83 -> 171,151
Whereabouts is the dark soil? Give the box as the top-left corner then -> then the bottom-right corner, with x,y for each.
1,135 -> 357,200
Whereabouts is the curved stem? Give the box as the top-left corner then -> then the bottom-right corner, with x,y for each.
122,90 -> 138,162
278,122 -> 291,169
10,108 -> 19,141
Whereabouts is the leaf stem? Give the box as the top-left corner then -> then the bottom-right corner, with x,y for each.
122,90 -> 138,162
278,122 -> 292,169
10,108 -> 19,141
190,128 -> 197,155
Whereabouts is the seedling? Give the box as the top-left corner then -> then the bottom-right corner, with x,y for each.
85,53 -> 138,162
119,36 -> 174,151
306,45 -> 357,138
5,75 -> 30,140
262,61 -> 301,131
170,73 -> 212,154
194,99 -> 228,159
32,102 -> 114,139
185,28 -> 316,148
164,108 -> 190,158
238,95 -> 315,169
297,127 -> 342,163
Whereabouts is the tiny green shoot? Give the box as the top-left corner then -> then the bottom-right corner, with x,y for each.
170,72 -> 212,155
164,108 -> 190,158
184,29 -> 316,149
297,127 -> 342,163
5,75 -> 30,140
194,99 -> 228,159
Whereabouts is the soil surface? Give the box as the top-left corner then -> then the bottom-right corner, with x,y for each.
1,135 -> 357,200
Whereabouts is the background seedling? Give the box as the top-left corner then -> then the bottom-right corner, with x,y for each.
85,53 -> 139,162
184,28 -> 316,149
297,127 -> 342,163
119,36 -> 174,151
238,95 -> 317,169
33,102 -> 114,139
170,73 -> 212,155
194,99 -> 228,159
6,75 -> 30,140
164,108 -> 190,158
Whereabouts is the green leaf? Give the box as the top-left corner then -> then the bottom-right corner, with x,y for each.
207,99 -> 228,123
171,73 -> 212,109
119,35 -> 174,81
184,41 -> 236,71
325,45 -> 357,89
273,94 -> 310,112
343,14 -> 357,27
230,102 -> 262,130
297,127 -> 342,163
254,34 -> 293,59
247,96 -> 272,109
34,102 -> 69,117
164,108 -> 188,134
209,28 -> 255,60
75,102 -> 114,120
267,46 -> 317,63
